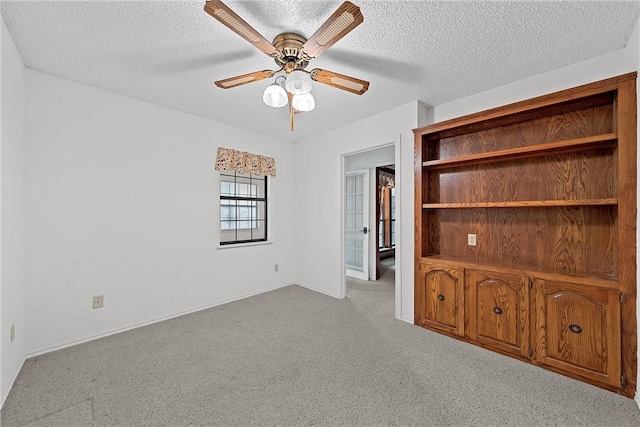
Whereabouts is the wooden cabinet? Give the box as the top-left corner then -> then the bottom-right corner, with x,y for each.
415,264 -> 463,336
532,279 -> 621,387
413,73 -> 637,397
468,270 -> 528,357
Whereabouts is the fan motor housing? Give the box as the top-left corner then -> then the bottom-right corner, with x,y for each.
273,32 -> 309,71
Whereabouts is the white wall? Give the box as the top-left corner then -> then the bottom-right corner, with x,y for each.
294,100 -> 422,323
24,71 -> 296,355
431,47 -> 635,123
345,145 -> 394,172
0,18 -> 26,407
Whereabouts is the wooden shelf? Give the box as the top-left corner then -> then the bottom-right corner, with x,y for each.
422,133 -> 617,169
419,255 -> 619,288
423,199 -> 618,209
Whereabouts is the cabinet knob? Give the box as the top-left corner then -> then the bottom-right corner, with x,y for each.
493,306 -> 503,315
569,324 -> 582,334
437,294 -> 445,301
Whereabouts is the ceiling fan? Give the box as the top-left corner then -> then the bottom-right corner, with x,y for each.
204,0 -> 370,130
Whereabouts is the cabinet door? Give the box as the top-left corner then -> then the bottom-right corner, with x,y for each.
468,270 -> 529,357
416,264 -> 463,336
532,280 -> 621,387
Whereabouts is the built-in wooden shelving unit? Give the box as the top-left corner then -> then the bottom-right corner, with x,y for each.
413,73 -> 637,398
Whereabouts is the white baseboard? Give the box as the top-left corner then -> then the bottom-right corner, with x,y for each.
399,316 -> 414,325
635,393 -> 639,410
26,282 -> 296,358
296,282 -> 342,299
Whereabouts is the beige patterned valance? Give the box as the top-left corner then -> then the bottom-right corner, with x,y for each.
215,147 -> 276,176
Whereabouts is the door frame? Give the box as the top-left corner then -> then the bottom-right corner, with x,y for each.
340,138 -> 402,320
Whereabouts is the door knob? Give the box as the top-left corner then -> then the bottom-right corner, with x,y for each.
362,227 -> 368,234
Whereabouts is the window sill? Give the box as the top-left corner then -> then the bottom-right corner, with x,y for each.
217,241 -> 273,250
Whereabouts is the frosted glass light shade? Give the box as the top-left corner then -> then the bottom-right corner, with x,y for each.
292,93 -> 315,112
285,70 -> 312,95
262,83 -> 288,108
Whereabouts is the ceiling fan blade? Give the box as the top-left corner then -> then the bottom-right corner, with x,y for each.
310,69 -> 369,95
301,1 -> 363,60
204,1 -> 278,57
215,70 -> 275,89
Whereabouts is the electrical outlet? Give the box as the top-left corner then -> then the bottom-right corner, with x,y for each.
10,323 -> 15,342
274,264 -> 279,272
468,233 -> 477,246
93,295 -> 104,309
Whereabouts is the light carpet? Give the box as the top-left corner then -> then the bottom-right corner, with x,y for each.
2,262 -> 640,426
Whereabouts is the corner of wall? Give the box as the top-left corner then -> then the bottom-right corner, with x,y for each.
1,15 -> 28,409
416,101 -> 433,128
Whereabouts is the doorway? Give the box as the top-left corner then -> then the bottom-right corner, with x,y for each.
342,142 -> 399,318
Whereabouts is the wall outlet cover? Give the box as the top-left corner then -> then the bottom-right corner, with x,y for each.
468,234 -> 477,246
93,295 -> 104,309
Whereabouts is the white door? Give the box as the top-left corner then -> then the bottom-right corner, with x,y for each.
345,170 -> 369,280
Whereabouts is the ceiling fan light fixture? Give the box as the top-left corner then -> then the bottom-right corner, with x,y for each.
285,70 -> 312,95
263,82 -> 288,108
292,93 -> 315,112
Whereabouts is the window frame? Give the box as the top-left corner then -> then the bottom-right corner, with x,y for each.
219,171 -> 268,246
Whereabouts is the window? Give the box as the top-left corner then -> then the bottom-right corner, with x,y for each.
220,172 -> 267,245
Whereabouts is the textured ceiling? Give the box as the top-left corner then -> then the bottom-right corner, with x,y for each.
2,1 -> 639,143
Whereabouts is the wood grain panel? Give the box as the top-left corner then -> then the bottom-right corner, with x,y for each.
427,148 -> 615,204
532,279 -> 621,387
416,264 -> 464,336
423,199 -> 617,208
430,102 -> 613,160
468,270 -> 529,356
423,133 -> 617,169
425,206 -> 616,277
614,78 -> 637,396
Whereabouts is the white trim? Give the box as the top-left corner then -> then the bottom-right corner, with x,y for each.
26,282 -> 295,358
340,155 -> 347,299
399,317 -> 414,325
217,240 -> 273,250
372,160 -> 395,168
394,134 -> 402,321
297,282 -> 343,299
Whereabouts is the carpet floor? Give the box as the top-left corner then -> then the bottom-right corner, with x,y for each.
2,260 -> 640,426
